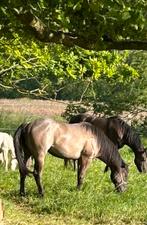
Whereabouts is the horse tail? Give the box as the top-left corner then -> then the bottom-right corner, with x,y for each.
13,123 -> 32,176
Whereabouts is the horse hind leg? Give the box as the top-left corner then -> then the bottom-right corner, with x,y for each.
77,155 -> 92,190
33,153 -> 45,197
19,153 -> 31,196
20,173 -> 26,196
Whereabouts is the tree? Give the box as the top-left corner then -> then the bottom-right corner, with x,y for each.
0,1 -> 146,120
0,0 -> 147,51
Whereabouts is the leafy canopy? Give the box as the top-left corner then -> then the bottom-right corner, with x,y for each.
0,0 -> 147,50
0,0 -> 146,117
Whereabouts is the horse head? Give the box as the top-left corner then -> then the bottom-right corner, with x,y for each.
134,148 -> 147,173
110,163 -> 128,192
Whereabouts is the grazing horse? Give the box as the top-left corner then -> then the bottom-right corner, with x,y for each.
69,113 -> 147,172
13,118 -> 128,196
0,132 -> 17,171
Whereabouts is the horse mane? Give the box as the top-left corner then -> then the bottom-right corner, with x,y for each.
80,122 -> 123,169
69,113 -> 92,124
70,114 -> 144,154
108,116 -> 144,152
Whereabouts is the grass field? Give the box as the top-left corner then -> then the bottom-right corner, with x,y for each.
0,101 -> 147,225
1,150 -> 147,225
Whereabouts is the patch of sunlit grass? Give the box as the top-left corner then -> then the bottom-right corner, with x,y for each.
1,150 -> 147,225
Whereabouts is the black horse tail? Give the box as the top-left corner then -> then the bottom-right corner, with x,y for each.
13,123 -> 32,176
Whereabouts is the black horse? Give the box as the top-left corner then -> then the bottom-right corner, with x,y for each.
68,113 -> 147,173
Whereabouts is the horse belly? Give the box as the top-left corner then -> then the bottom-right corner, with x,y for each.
52,142 -> 82,160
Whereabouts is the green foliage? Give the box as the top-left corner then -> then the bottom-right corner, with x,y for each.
1,0 -> 146,42
62,102 -> 88,121
0,30 -> 147,117
63,50 -> 147,117
0,34 -> 141,96
0,0 -> 146,116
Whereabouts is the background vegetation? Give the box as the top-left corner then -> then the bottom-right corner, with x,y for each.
0,0 -> 147,117
0,36 -> 147,116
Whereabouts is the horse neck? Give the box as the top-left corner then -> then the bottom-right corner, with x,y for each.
99,141 -> 123,171
124,127 -> 144,153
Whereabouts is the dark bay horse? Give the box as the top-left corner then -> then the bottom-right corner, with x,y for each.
69,113 -> 147,172
13,118 -> 128,196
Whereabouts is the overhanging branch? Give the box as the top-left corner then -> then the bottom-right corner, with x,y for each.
105,40 -> 147,51
15,11 -> 147,51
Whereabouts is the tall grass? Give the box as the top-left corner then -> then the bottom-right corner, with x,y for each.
0,111 -> 147,225
0,110 -> 63,136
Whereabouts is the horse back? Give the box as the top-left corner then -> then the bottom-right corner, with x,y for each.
52,122 -> 93,159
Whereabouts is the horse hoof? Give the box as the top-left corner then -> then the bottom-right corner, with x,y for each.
39,193 -> 44,198
77,185 -> 81,191
116,186 -> 127,193
20,192 -> 26,197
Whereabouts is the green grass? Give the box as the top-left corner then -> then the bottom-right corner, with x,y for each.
0,111 -> 147,225
1,150 -> 147,225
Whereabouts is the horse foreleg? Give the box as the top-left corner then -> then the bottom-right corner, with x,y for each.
64,158 -> 68,168
33,154 -> 45,197
77,155 -> 92,190
11,158 -> 18,171
73,160 -> 77,171
3,148 -> 8,171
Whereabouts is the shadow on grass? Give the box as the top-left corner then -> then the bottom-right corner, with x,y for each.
0,174 -> 111,219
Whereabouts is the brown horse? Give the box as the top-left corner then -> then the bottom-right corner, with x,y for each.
69,113 -> 147,172
13,118 -> 128,196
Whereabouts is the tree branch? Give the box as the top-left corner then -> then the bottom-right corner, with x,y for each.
0,64 -> 19,76
15,11 -> 147,51
0,58 -> 38,77
105,40 -> 147,51
0,83 -> 13,89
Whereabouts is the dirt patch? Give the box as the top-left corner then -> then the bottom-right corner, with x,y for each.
0,98 -> 146,123
0,98 -> 68,117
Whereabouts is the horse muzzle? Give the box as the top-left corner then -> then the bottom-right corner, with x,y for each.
115,181 -> 127,192
138,162 -> 147,173
135,159 -> 147,173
